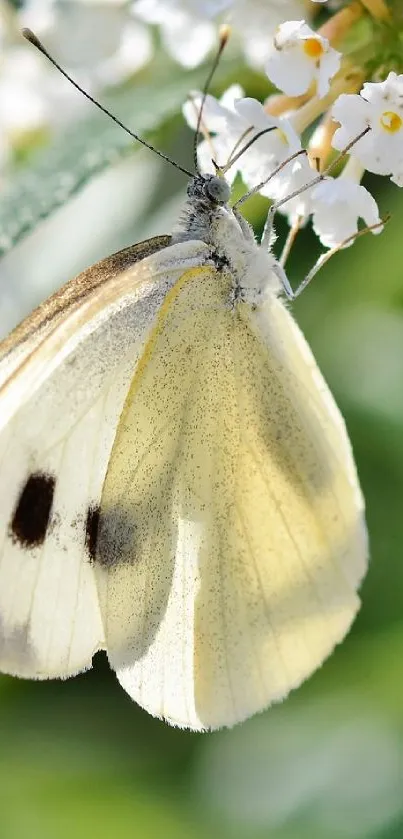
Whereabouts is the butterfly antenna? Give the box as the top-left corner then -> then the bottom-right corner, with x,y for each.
293,213 -> 389,298
188,93 -> 218,165
22,27 -> 194,178
265,126 -> 372,215
193,24 -> 230,174
222,126 -> 276,174
234,149 -> 308,207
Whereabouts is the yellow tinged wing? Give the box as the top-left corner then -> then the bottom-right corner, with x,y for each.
96,265 -> 367,731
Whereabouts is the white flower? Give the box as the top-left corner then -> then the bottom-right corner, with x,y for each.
332,73 -> 403,182
133,0 -> 308,69
391,170 -> 403,187
91,17 -> 153,86
0,48 -> 49,135
266,20 -> 341,99
20,0 -> 153,86
133,0 -> 226,67
183,85 -> 245,177
183,87 -> 301,189
311,177 -> 382,248
233,97 -> 301,187
230,0 -> 307,69
264,154 -> 318,225
0,0 -> 152,172
0,36 -> 100,170
0,45 -> 65,170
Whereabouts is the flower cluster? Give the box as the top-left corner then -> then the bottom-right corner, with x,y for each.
1,0 -> 403,270
0,0 -> 153,170
0,0 -> 313,174
133,0 -> 309,68
184,2 -> 403,258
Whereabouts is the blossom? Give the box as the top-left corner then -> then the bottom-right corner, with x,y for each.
21,0 -> 153,86
133,0 -> 307,69
232,97 -> 301,186
183,87 -> 301,189
229,0 -> 307,69
133,0 -> 228,67
332,73 -> 403,182
183,85 -> 244,176
263,154 -> 318,225
391,170 -> 403,187
0,0 -> 153,173
0,45 -> 63,168
311,176 -> 382,248
266,20 -> 341,99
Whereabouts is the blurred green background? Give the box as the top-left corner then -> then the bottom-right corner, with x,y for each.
1,36 -> 403,839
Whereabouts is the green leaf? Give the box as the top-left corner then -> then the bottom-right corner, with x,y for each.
0,63 -> 201,257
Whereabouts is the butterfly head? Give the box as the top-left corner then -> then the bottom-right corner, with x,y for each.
187,174 -> 230,206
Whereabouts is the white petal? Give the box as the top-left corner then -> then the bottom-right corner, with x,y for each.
183,92 -> 232,132
267,49 -> 315,96
220,84 -> 245,110
332,94 -> 370,140
94,21 -> 153,85
317,48 -> 341,99
162,15 -> 216,67
132,0 -> 168,23
312,179 -> 382,248
234,97 -> 277,130
273,19 -> 307,45
391,169 -> 403,187
264,156 -> 317,225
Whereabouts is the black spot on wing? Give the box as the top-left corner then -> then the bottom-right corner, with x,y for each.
85,506 -> 100,563
86,505 -> 137,568
9,473 -> 55,548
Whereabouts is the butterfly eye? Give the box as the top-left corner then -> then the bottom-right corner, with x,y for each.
204,176 -> 230,205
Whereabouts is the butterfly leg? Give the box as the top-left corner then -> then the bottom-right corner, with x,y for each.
272,260 -> 294,300
233,208 -> 256,243
291,215 -> 386,298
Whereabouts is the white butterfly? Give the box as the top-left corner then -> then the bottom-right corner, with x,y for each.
0,165 -> 367,730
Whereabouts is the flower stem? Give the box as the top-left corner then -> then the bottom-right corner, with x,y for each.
359,0 -> 391,21
308,113 -> 337,172
291,63 -> 365,134
319,2 -> 364,46
265,91 -> 311,118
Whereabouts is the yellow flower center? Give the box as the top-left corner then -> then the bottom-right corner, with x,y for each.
303,38 -> 324,59
380,110 -> 402,133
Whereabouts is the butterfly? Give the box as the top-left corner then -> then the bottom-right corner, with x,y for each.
0,164 -> 368,730
0,30 -> 368,731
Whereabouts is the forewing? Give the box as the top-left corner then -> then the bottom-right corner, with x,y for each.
96,269 -> 367,730
0,237 -> 172,428
0,239 -> 210,679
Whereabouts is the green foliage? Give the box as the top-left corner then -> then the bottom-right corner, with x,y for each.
0,60 -> 202,256
388,0 -> 403,27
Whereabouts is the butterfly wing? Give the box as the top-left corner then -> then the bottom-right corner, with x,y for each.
0,237 -> 172,429
95,265 -> 367,730
0,237 -> 210,679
